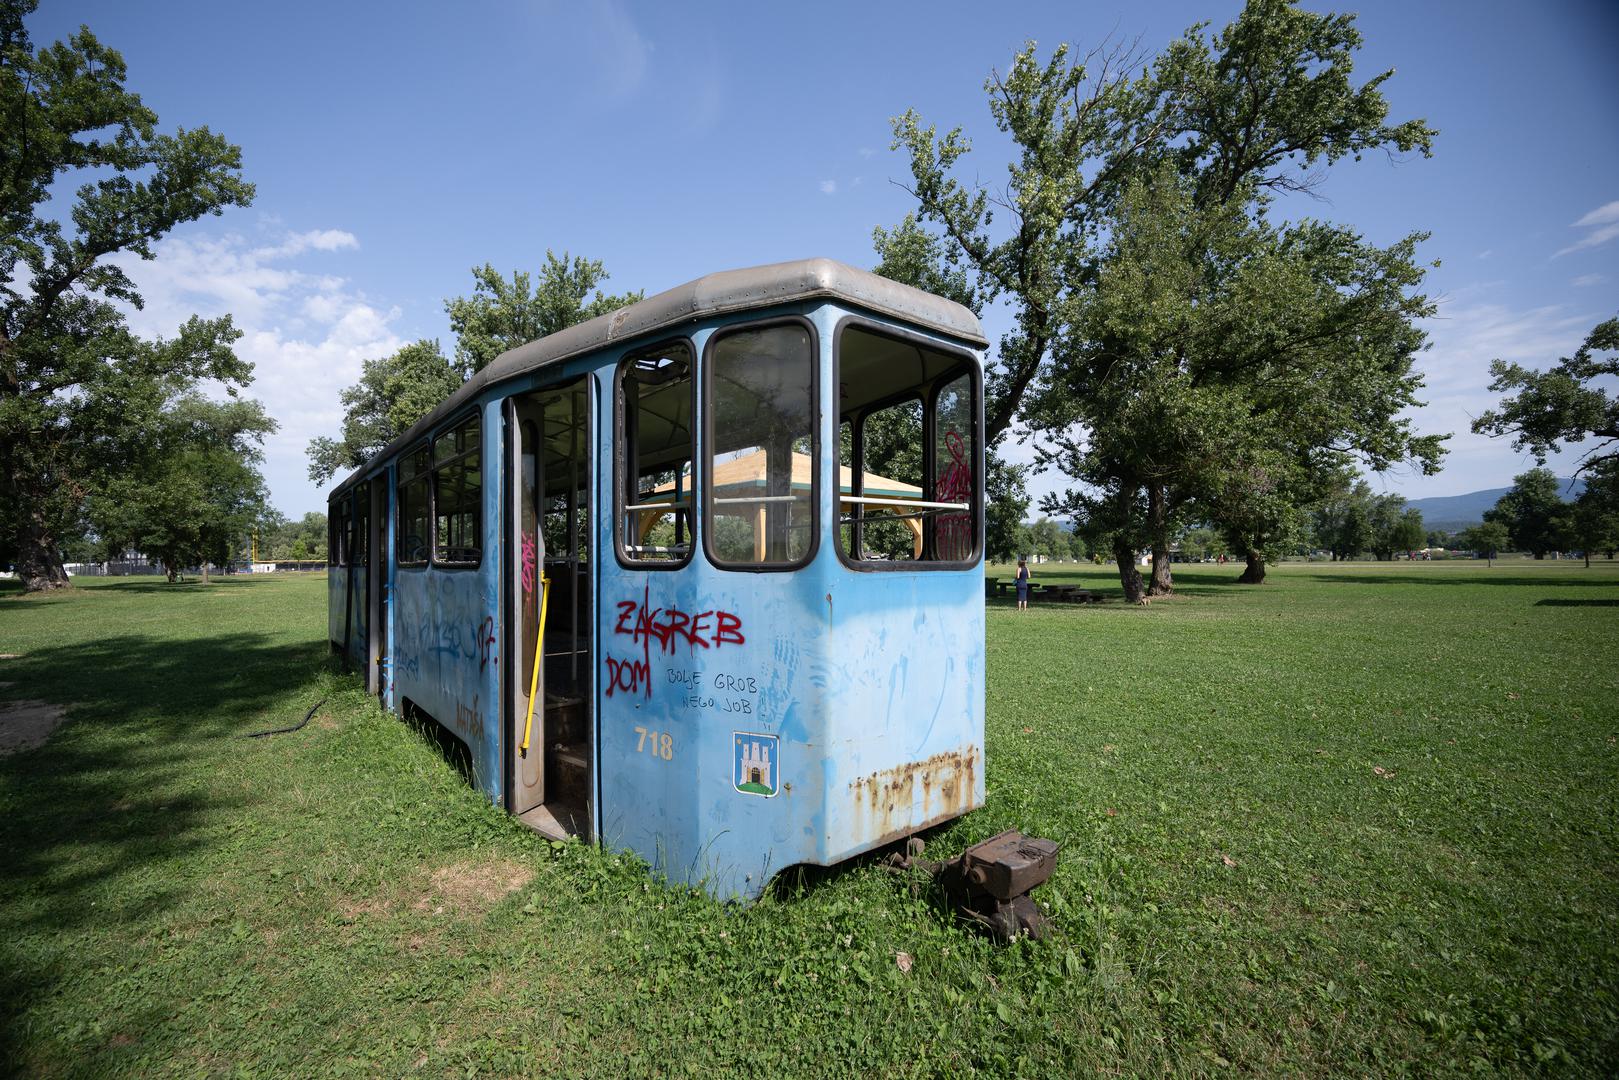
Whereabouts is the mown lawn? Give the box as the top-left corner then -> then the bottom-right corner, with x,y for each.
1,562 -> 1615,1077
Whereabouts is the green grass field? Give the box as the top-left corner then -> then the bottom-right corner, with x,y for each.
1,562 -> 1615,1077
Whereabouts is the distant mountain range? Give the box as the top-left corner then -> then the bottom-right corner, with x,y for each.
1410,479 -> 1587,532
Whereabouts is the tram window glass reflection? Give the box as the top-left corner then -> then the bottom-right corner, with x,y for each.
433,414 -> 481,566
705,323 -> 815,567
332,498 -> 351,566
836,325 -> 979,564
618,341 -> 694,565
353,483 -> 368,567
396,444 -> 431,566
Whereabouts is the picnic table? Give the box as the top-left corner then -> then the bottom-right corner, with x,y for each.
985,578 -> 1103,603
1034,584 -> 1101,604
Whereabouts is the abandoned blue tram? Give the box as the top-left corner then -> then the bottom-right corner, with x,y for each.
327,259 -> 987,899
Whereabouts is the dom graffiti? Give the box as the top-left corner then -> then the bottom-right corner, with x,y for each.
605,588 -> 745,699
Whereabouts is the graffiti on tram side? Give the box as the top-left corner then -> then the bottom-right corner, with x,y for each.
475,615 -> 496,672
392,588 -> 499,690
667,667 -> 758,714
605,587 -> 746,700
520,533 -> 537,597
452,695 -> 482,740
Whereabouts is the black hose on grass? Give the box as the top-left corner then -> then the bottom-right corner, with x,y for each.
244,698 -> 326,739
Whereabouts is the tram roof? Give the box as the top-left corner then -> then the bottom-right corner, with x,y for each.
328,257 -> 986,500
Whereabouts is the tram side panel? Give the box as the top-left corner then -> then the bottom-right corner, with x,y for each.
597,563 -> 828,899
816,567 -> 985,857
596,559 -> 983,899
386,401 -> 506,804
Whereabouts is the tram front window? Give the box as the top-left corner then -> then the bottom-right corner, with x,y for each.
618,341 -> 694,565
704,323 -> 816,567
836,325 -> 980,565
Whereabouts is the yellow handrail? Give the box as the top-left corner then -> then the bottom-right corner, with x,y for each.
520,573 -> 551,756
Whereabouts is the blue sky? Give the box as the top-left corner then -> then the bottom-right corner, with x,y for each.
27,0 -> 1619,518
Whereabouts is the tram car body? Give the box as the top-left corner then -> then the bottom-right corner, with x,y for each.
327,258 -> 987,899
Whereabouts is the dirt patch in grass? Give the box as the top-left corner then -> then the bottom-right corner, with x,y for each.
413,857 -> 534,916
336,857 -> 535,921
0,699 -> 68,755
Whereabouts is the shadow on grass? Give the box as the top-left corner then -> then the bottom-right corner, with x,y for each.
0,627 -> 329,1071
1535,597 -> 1619,607
402,701 -> 476,788
1303,572 -> 1619,588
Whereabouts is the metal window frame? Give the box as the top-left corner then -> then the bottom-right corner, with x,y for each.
701,316 -> 821,573
832,315 -> 984,573
430,410 -> 484,570
395,440 -> 433,569
613,338 -> 697,571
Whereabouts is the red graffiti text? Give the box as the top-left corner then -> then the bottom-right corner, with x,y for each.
605,588 -> 745,699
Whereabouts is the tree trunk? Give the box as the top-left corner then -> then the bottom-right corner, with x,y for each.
166,562 -> 178,584
1236,550 -> 1266,584
4,450 -> 72,592
17,516 -> 71,592
202,561 -> 211,584
1114,540 -> 1145,603
1147,482 -> 1173,596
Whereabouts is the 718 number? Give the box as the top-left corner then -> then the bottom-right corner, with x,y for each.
634,726 -> 673,761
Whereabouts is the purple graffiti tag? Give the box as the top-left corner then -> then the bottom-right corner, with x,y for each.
937,429 -> 973,560
520,532 -> 536,597
476,615 -> 497,671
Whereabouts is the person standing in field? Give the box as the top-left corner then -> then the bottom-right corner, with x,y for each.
1016,557 -> 1031,612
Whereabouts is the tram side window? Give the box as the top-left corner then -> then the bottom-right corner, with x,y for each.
617,341 -> 694,565
434,415 -> 482,566
705,323 -> 815,567
836,325 -> 980,565
353,484 -> 368,567
331,500 -> 351,565
397,444 -> 431,566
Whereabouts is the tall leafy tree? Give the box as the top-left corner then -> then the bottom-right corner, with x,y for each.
1031,170 -> 1441,591
1570,459 -> 1619,565
444,251 -> 643,376
884,0 -> 1441,599
93,394 -> 274,582
1313,474 -> 1374,560
0,0 -> 254,590
1484,468 -> 1572,559
1457,521 -> 1510,566
306,339 -> 461,485
1473,316 -> 1619,475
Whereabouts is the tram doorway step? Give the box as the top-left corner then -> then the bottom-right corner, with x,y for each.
518,802 -> 589,842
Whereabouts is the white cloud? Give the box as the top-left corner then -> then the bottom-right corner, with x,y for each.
590,1 -> 650,101
858,147 -> 876,159
110,227 -> 405,514
1401,299 -> 1602,493
1574,201 -> 1619,227
1554,198 -> 1619,257
1475,249 -> 1493,260
1572,273 -> 1607,288
254,228 -> 359,259
819,179 -> 838,195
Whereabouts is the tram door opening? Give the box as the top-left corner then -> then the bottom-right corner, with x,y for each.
508,379 -> 594,839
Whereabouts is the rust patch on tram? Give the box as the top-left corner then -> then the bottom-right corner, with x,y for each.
847,745 -> 979,846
